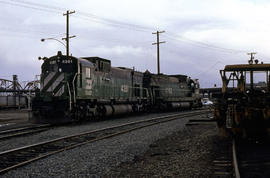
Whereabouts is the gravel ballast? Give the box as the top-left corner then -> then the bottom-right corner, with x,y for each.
107,122 -> 226,177
0,111 -> 193,152
2,112 -> 200,177
1,110 -> 229,177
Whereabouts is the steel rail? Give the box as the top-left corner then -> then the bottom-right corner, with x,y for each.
0,128 -> 49,140
232,139 -> 240,178
0,124 -> 51,140
0,124 -> 50,135
0,110 -> 209,174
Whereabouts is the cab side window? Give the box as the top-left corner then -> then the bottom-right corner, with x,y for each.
86,68 -> 91,79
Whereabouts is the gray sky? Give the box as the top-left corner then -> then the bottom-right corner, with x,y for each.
1,0 -> 270,87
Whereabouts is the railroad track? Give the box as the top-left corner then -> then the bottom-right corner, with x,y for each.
212,138 -> 233,177
213,138 -> 270,178
232,138 -> 270,178
0,110 -> 209,174
0,124 -> 51,140
232,139 -> 240,178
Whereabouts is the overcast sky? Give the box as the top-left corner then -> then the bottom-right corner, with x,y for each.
1,0 -> 270,87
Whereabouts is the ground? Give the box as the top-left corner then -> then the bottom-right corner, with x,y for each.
0,110 -> 232,177
106,121 -> 231,177
0,109 -> 29,129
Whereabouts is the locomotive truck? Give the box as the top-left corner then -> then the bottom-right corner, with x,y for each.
30,51 -> 201,123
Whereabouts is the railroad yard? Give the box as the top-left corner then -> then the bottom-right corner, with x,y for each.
1,108 -> 270,177
2,0 -> 270,177
0,108 -> 230,177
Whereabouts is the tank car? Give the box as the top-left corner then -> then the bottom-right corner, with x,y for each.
214,59 -> 270,138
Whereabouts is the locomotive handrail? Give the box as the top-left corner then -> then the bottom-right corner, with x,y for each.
72,73 -> 79,105
66,81 -> 72,111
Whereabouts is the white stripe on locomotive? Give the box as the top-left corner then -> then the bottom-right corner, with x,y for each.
47,73 -> 64,92
42,72 -> 56,91
55,85 -> 65,96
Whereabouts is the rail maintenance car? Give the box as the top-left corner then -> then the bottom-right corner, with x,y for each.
214,57 -> 270,138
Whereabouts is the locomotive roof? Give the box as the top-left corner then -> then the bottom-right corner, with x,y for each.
81,57 -> 110,63
78,57 -> 94,67
224,64 -> 270,71
169,75 -> 188,82
48,52 -> 94,67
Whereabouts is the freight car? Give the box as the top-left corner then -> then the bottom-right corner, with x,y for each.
214,58 -> 270,138
30,51 -> 201,123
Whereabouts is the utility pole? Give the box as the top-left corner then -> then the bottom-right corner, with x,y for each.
152,31 -> 165,74
63,10 -> 76,59
247,52 -> 256,90
247,52 -> 256,64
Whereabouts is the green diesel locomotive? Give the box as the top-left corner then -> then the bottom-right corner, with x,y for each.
30,51 -> 201,123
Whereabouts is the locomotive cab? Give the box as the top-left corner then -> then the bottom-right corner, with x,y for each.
40,51 -> 77,99
31,51 -> 79,123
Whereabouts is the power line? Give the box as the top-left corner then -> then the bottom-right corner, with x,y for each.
73,16 -> 151,33
195,61 -> 224,78
0,0 -> 154,33
6,0 -> 149,34
164,32 -> 248,54
0,26 -> 66,40
76,12 -> 154,32
0,0 -> 61,14
0,0 -> 261,57
8,0 -> 65,11
0,26 -> 64,36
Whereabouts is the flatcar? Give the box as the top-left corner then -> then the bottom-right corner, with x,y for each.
30,51 -> 201,123
214,58 -> 270,138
